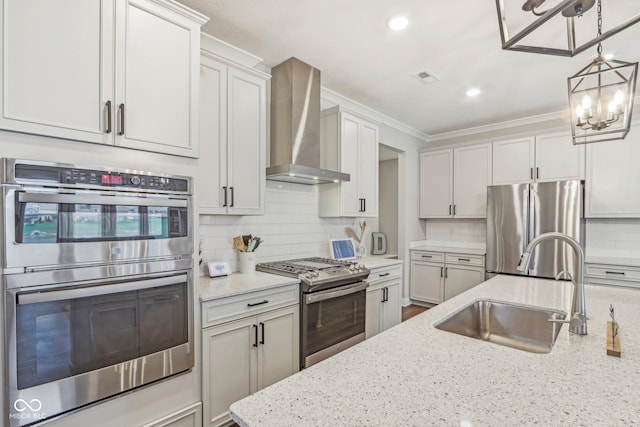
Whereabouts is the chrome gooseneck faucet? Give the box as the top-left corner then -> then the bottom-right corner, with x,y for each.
516,232 -> 587,335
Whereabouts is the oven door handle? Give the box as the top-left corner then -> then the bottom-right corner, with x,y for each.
17,273 -> 188,305
18,191 -> 188,208
304,281 -> 368,304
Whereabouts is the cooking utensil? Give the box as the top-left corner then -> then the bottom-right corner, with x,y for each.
233,236 -> 246,252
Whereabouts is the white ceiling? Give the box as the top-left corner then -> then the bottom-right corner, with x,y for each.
177,0 -> 640,137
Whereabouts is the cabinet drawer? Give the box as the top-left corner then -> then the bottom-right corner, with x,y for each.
367,264 -> 402,286
585,264 -> 640,282
445,253 -> 485,267
411,251 -> 444,263
202,284 -> 299,328
585,276 -> 640,290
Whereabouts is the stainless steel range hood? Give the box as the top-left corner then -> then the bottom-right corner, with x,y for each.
267,57 -> 349,185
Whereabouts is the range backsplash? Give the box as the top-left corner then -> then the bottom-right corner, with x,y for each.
198,181 -> 376,275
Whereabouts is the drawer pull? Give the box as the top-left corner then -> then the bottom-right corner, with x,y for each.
253,324 -> 258,347
458,258 -> 471,262
421,255 -> 433,259
605,271 -> 625,276
379,272 -> 391,277
247,299 -> 269,307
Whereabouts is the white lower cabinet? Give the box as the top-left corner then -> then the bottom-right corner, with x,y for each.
585,263 -> 640,290
410,251 -> 485,304
365,263 -> 402,339
202,286 -> 299,427
143,403 -> 202,427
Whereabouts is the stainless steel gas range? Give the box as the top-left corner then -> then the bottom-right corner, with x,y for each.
256,257 -> 369,368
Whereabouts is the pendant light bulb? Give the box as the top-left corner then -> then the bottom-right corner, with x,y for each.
614,90 -> 624,104
581,95 -> 592,109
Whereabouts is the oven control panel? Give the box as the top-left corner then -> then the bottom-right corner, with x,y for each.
11,160 -> 190,193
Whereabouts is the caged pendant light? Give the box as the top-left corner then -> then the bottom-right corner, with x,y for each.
568,0 -> 638,144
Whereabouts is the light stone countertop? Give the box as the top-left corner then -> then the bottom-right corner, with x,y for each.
230,274 -> 640,426
198,272 -> 299,302
410,245 -> 486,256
199,257 -> 402,302
358,256 -> 403,269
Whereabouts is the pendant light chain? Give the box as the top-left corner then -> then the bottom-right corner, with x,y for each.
597,0 -> 603,56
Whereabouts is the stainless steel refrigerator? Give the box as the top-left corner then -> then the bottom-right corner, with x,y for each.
486,180 -> 584,279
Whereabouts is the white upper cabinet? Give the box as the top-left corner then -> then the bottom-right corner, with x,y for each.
0,0 -> 113,144
419,149 -> 453,218
0,0 -> 207,157
319,107 -> 379,218
534,131 -> 585,182
492,133 -> 584,184
199,54 -> 268,215
586,124 -> 640,218
492,137 -> 535,184
420,143 -> 491,218
454,144 -> 492,217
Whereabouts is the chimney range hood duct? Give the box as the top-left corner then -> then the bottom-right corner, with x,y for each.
267,57 -> 349,185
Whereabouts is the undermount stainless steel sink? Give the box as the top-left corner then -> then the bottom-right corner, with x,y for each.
433,299 -> 566,354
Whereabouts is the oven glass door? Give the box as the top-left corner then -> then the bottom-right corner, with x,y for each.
13,274 -> 188,390
303,285 -> 366,358
15,191 -> 188,244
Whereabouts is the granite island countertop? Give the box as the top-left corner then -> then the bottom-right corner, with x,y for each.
230,275 -> 640,426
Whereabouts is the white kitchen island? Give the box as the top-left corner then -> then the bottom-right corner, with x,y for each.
230,275 -> 640,426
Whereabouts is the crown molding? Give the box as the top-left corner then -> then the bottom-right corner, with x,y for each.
200,33 -> 266,71
320,87 -> 429,142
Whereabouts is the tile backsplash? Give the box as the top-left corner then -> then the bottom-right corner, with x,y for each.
585,219 -> 640,258
423,218 -> 640,258
198,181 -> 375,275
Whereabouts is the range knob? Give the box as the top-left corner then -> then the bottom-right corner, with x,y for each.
130,175 -> 141,185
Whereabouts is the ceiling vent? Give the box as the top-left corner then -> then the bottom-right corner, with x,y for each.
413,70 -> 439,84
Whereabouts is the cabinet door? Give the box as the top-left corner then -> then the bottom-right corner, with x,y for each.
492,137 -> 535,184
454,144 -> 492,218
340,113 -> 361,216
410,262 -> 443,303
365,287 -> 382,339
227,68 -> 266,215
256,305 -> 299,390
535,132 -> 584,182
0,0 -> 113,144
419,150 -> 453,218
359,120 -> 379,217
586,127 -> 640,217
203,317 -> 256,427
116,0 -> 200,157
199,56 -> 228,214
444,266 -> 485,301
380,280 -> 402,332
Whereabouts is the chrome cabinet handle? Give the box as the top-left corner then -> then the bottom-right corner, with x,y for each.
118,103 -> 125,136
222,186 -> 228,207
105,100 -> 112,134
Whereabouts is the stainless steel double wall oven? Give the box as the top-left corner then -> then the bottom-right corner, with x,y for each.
1,159 -> 194,426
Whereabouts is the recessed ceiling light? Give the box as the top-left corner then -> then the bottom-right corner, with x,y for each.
466,88 -> 481,97
387,16 -> 409,31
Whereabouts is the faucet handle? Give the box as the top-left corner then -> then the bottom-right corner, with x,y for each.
548,312 -> 585,329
